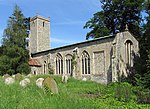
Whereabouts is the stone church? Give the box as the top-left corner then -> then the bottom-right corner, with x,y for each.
28,15 -> 139,84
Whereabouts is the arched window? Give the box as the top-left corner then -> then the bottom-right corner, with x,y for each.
65,54 -> 72,76
125,40 -> 133,66
56,53 -> 63,75
82,51 -> 90,74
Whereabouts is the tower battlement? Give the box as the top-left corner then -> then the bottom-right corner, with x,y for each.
30,15 -> 50,22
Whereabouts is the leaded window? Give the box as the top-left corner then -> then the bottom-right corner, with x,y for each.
125,40 -> 133,66
56,53 -> 63,75
66,54 -> 72,75
82,51 -> 90,74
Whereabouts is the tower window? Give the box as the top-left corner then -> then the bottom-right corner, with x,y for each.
43,22 -> 45,27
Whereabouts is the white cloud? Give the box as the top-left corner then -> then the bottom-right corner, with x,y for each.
51,37 -> 78,44
50,37 -> 82,48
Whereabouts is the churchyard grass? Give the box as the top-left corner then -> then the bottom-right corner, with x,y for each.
0,75 -> 149,109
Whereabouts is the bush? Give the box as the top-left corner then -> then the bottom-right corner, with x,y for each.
113,82 -> 136,102
133,87 -> 150,104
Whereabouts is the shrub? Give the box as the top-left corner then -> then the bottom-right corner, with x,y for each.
133,87 -> 150,104
114,82 -> 136,102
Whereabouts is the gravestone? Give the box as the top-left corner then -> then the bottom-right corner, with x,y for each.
42,77 -> 58,94
2,74 -> 10,80
15,73 -> 23,81
36,78 -> 44,88
82,77 -> 87,81
19,78 -> 30,87
62,75 -> 68,83
4,77 -> 15,85
27,74 -> 33,78
12,75 -> 15,78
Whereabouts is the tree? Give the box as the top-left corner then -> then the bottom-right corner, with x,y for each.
84,11 -> 110,39
0,5 -> 30,75
84,0 -> 150,88
143,0 -> 150,51
138,0 -> 150,88
139,1 -> 150,72
144,50 -> 150,89
84,0 -> 144,39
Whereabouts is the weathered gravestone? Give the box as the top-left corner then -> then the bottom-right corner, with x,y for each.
82,77 -> 87,81
19,78 -> 30,88
4,77 -> 15,85
62,75 -> 68,83
27,74 -> 33,78
2,74 -> 10,80
36,78 -> 44,88
15,73 -> 23,81
42,77 -> 58,94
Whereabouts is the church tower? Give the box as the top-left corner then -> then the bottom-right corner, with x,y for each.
29,15 -> 50,54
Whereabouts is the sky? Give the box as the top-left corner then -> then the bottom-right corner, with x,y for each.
0,0 -> 101,48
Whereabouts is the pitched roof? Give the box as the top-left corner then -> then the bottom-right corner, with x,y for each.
31,35 -> 115,56
28,59 -> 41,67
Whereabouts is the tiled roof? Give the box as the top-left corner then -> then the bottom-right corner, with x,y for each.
28,59 -> 41,67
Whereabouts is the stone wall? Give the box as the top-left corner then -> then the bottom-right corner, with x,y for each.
112,31 -> 139,82
32,36 -> 114,84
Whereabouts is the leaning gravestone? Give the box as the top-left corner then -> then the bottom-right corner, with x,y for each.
15,73 -> 23,81
42,77 -> 58,94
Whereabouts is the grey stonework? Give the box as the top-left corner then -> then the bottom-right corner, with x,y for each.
29,15 -> 50,54
29,16 -> 139,84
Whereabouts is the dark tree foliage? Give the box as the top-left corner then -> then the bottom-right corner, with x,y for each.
0,5 -> 30,75
138,0 -> 150,89
84,11 -> 110,39
142,0 -> 150,52
139,26 -> 149,74
84,0 -> 144,39
144,50 -> 150,89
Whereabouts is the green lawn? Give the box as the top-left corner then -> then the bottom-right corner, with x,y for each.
0,75 -> 149,109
